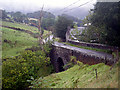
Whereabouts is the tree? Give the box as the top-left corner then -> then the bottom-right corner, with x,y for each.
28,7 -> 45,50
12,12 -> 28,23
55,16 -> 73,41
91,2 -> 120,46
0,10 -> 8,20
61,14 -> 82,26
37,6 -> 44,48
81,2 -> 120,47
27,11 -> 55,19
41,17 -> 55,30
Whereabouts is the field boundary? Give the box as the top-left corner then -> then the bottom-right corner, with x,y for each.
1,25 -> 39,38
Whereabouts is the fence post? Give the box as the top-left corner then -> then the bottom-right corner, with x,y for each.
95,69 -> 97,79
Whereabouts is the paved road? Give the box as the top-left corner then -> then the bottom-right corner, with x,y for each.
53,42 -> 114,61
70,27 -> 85,35
70,27 -> 85,41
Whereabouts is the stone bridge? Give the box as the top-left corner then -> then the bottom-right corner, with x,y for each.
50,42 -> 117,73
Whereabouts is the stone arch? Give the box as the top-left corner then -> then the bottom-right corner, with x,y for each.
57,57 -> 65,72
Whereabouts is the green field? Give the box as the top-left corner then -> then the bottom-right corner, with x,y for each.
2,27 -> 38,57
1,20 -> 50,57
31,62 -> 118,88
1,20 -> 49,34
1,20 -> 38,33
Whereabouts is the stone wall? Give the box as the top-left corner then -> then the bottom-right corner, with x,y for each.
50,44 -> 117,72
68,39 -> 119,52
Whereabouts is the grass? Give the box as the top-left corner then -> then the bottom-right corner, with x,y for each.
1,20 -> 50,57
54,37 -> 62,42
1,20 -> 49,34
1,20 -> 54,89
0,65 -> 1,88
1,20 -> 38,33
31,62 -> 118,88
2,27 -> 38,57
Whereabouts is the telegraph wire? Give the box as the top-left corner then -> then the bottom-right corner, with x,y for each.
42,0 -> 93,16
62,0 -> 93,13
59,0 -> 81,11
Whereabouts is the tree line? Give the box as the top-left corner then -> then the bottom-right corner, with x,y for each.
2,2 -> 119,48
80,2 -> 120,47
1,10 -> 82,41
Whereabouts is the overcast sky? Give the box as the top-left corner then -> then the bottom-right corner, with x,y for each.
0,0 -> 97,18
0,0 -> 96,12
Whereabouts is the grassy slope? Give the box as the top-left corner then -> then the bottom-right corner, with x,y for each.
32,63 -> 118,88
2,27 -> 38,57
1,20 -> 49,34
2,21 -> 50,57
2,20 -> 38,33
0,65 -> 1,88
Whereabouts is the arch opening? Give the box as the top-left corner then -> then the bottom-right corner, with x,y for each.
57,57 -> 65,72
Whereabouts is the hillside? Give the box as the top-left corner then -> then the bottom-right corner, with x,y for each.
1,20 -> 49,57
2,27 -> 38,57
1,20 -> 38,33
1,1 -> 119,89
2,20 -> 54,89
31,62 -> 118,88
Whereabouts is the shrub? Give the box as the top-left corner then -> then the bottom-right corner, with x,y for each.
2,45 -> 53,89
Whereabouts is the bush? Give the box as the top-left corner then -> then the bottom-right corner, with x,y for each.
2,45 -> 53,89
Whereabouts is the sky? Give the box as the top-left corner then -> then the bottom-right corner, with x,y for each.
0,0 -> 97,18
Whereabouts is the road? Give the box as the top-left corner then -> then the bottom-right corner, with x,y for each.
70,27 -> 85,41
70,27 -> 85,35
45,30 -> 114,62
53,42 -> 114,61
